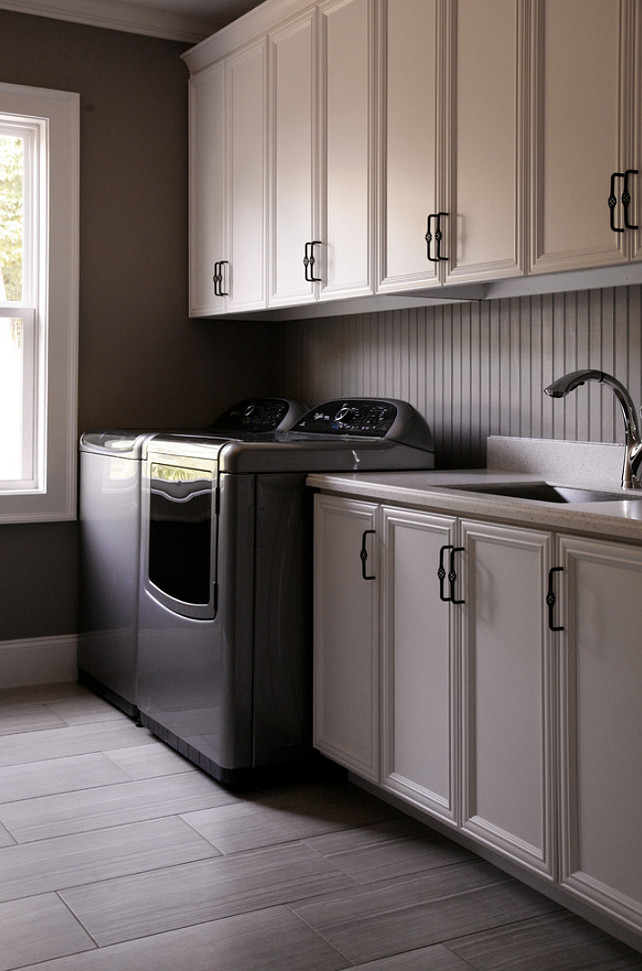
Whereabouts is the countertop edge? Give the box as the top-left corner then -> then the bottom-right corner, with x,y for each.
306,470 -> 642,543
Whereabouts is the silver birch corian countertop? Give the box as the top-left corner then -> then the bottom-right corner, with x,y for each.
306,436 -> 642,542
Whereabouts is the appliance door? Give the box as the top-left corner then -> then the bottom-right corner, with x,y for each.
142,455 -> 218,620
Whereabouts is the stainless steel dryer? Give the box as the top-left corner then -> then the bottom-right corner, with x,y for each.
78,398 -> 308,719
136,399 -> 435,784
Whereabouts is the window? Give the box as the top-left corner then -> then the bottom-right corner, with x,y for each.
0,83 -> 79,523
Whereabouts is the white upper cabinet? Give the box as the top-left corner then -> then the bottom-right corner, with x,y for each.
378,0 -> 440,291
185,0 -> 642,317
529,0 -> 634,274
226,39 -> 268,312
268,9 -> 318,307
318,0 -> 376,301
378,0 -> 524,292
443,0 -> 525,283
268,0 -> 375,307
187,38 -> 267,315
188,61 -> 226,316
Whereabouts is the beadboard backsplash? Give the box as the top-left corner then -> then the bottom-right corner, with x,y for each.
279,285 -> 642,469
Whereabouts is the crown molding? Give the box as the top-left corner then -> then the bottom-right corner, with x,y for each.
0,0 -> 218,43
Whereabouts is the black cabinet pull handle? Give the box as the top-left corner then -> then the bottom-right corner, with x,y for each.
425,213 -> 449,262
213,260 -> 229,296
303,241 -> 322,282
449,546 -> 465,604
438,544 -> 453,601
547,566 -> 564,631
608,172 -> 626,233
360,529 -> 376,580
623,169 -> 639,230
438,544 -> 464,603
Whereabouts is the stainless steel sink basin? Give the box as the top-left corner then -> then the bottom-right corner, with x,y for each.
451,482 -> 642,503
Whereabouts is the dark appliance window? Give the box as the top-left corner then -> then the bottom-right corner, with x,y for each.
148,463 -> 214,606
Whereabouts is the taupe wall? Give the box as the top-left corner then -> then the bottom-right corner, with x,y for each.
0,11 -> 279,642
280,285 -> 642,469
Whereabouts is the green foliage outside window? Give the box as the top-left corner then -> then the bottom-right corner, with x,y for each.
0,134 -> 23,302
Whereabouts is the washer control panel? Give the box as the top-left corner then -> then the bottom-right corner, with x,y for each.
292,399 -> 398,436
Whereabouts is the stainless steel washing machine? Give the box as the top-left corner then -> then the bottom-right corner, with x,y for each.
78,398 -> 308,718
137,399 -> 435,784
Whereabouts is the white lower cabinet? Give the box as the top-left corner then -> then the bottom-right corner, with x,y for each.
313,494 -> 379,780
380,506 -> 459,825
458,519 -> 556,879
557,534 -> 642,937
313,492 -> 642,945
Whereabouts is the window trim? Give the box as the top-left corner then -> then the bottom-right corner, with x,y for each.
0,83 -> 79,524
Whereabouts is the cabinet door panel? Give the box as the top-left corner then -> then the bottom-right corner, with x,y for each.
313,495 -> 379,780
227,40 -> 267,311
381,508 -> 458,824
461,521 -> 555,878
445,0 -> 524,283
269,11 -> 317,306
378,0 -> 440,291
189,63 -> 226,316
530,0 -> 627,273
319,0 -> 374,300
558,536 -> 642,931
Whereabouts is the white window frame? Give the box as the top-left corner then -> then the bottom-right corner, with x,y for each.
0,83 -> 79,523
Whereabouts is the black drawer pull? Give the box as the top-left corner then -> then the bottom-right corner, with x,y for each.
438,544 -> 464,603
303,241 -> 322,282
360,529 -> 376,580
547,566 -> 564,631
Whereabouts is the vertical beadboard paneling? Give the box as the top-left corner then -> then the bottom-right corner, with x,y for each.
281,285 -> 642,468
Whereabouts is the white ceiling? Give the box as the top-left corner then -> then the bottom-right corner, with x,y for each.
0,0 -> 266,43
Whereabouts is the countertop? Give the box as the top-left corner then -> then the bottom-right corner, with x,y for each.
306,437 -> 642,543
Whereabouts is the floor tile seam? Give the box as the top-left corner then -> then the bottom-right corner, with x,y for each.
287,865 -> 526,930
441,898 -> 596,952
0,845 -> 226,908
283,902 -> 358,968
437,906 -> 570,953
0,748 -> 137,782
0,805 -> 236,846
0,771 -> 155,812
0,719 -> 68,736
0,811 -> 222,862
54,836 -> 350,897
55,887 -> 102,952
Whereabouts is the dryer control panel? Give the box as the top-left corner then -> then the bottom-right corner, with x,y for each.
209,398 -> 308,433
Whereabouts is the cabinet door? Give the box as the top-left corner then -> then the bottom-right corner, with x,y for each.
318,0 -> 375,301
378,0 -> 440,292
557,536 -> 642,934
529,0 -> 628,274
268,9 -> 317,307
630,1 -> 642,264
188,62 -> 226,316
313,495 -> 379,780
226,39 -> 268,312
381,507 -> 459,825
443,0 -> 524,284
460,520 -> 556,879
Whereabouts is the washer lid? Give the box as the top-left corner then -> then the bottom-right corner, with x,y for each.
79,431 -> 156,457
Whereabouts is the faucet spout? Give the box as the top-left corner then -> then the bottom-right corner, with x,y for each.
544,369 -> 642,489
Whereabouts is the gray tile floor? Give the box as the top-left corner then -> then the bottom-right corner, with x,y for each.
0,683 -> 640,970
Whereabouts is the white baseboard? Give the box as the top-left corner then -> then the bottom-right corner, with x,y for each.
0,635 -> 77,689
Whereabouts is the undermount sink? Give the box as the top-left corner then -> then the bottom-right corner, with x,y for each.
451,482 -> 642,504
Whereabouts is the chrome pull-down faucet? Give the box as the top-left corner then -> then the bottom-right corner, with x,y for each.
544,369 -> 642,490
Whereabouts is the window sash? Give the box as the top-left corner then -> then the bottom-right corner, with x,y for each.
0,83 -> 79,523
0,307 -> 38,490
